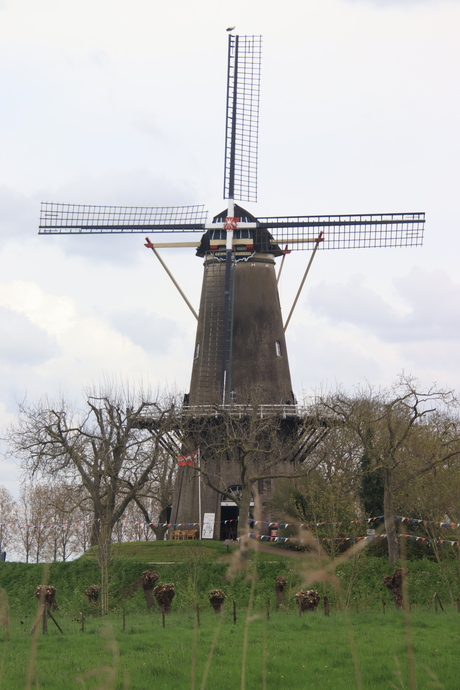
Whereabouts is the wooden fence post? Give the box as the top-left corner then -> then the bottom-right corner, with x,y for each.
427,592 -> 443,613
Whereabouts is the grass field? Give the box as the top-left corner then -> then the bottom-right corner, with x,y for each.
0,607 -> 458,689
1,541 -> 460,688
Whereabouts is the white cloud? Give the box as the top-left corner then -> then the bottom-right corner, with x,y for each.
0,306 -> 58,364
1,0 -> 460,501
308,268 -> 460,344
109,310 -> 182,355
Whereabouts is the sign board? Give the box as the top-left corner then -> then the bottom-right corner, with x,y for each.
202,513 -> 215,539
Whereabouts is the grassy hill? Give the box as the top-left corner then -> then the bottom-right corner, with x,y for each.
0,540 -> 459,615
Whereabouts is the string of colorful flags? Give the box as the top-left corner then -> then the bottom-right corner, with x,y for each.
238,532 -> 460,548
1,513 -> 459,532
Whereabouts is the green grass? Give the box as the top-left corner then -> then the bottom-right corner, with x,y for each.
1,543 -> 460,688
79,539 -> 235,562
1,542 -> 459,614
0,608 -> 459,689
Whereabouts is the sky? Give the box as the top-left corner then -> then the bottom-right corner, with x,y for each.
1,0 -> 460,497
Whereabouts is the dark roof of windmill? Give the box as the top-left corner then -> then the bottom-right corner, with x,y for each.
212,204 -> 259,224
196,205 -> 283,257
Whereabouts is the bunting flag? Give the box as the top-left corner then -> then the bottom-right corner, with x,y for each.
2,512 -> 459,534
177,449 -> 199,466
237,532 -> 460,548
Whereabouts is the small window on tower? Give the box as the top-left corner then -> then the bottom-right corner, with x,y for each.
194,343 -> 200,360
275,341 -> 282,357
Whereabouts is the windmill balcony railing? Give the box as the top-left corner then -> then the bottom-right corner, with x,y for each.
179,404 -> 305,419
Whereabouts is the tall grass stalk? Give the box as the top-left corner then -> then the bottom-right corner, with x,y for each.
241,561 -> 257,690
75,624 -> 120,689
344,609 -> 363,690
400,534 -> 417,690
191,616 -> 199,690
26,563 -> 50,690
0,587 -> 10,689
199,609 -> 223,690
261,606 -> 268,690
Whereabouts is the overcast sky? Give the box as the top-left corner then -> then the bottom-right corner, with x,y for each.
1,0 -> 459,497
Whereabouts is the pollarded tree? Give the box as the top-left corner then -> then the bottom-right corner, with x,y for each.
315,375 -> 460,564
6,384 -> 178,612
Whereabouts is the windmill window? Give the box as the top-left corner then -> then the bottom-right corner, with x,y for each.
234,228 -> 252,239
194,343 -> 200,360
275,341 -> 282,357
210,229 -> 226,240
221,485 -> 255,507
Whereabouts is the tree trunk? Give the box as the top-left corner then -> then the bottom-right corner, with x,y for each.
97,519 -> 112,615
150,525 -> 168,541
238,487 -> 252,534
384,467 -> 399,565
236,484 -> 253,562
91,514 -> 101,548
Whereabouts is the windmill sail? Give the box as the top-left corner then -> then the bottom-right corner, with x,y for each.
39,202 -> 208,234
223,35 -> 262,203
258,212 -> 425,249
40,203 -> 424,250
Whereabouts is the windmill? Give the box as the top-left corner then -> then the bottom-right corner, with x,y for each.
39,35 -> 424,537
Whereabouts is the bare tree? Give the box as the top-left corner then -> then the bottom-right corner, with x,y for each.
0,486 -> 18,560
16,484 -> 50,563
6,384 -> 178,613
45,482 -> 89,561
113,495 -> 159,543
315,375 -> 460,564
266,424 -> 366,556
122,449 -> 176,541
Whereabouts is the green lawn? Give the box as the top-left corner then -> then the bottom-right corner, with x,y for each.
0,607 -> 458,689
1,543 -> 460,688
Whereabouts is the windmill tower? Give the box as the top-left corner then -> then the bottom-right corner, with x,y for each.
39,34 -> 425,539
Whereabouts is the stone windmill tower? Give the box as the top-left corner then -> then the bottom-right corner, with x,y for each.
39,35 -> 425,539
